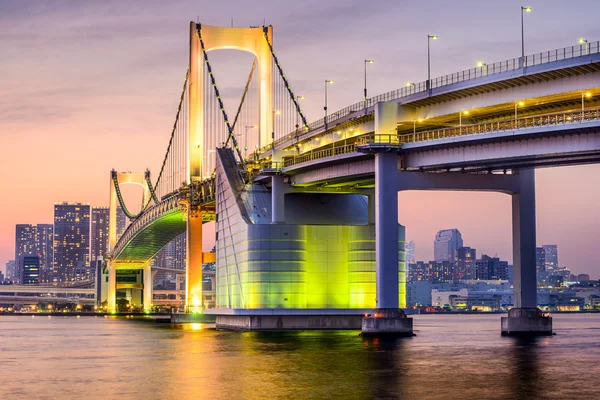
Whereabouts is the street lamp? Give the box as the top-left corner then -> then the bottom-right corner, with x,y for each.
244,125 -> 257,158
582,92 -> 592,117
364,59 -> 374,111
578,38 -> 589,55
406,82 -> 415,95
272,110 -> 280,149
515,101 -> 525,123
476,61 -> 488,76
427,35 -> 438,90
459,110 -> 469,135
521,6 -> 532,68
295,95 -> 305,138
324,80 -> 334,130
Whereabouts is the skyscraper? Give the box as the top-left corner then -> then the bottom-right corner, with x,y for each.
543,245 -> 558,272
21,256 -> 40,285
14,224 -> 53,283
405,241 -> 416,264
434,229 -> 463,262
475,255 -> 509,281
4,260 -> 15,281
91,207 -> 110,263
53,202 -> 91,282
536,247 -> 546,272
456,246 -> 477,280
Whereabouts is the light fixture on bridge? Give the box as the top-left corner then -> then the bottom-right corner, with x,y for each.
578,38 -> 590,55
364,59 -> 375,106
518,101 -> 525,106
582,92 -> 593,113
427,36 -> 438,90
521,6 -> 533,68
324,80 -> 334,130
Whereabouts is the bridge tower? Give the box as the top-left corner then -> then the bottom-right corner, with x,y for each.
186,23 -> 274,312
108,171 -> 152,313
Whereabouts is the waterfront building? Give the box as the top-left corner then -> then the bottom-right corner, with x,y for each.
405,241 -> 416,264
434,229 -> 463,262
578,274 -> 590,282
5,260 -> 16,281
53,202 -> 91,282
91,207 -> 110,265
0,270 -> 4,282
456,246 -> 477,280
14,224 -> 53,283
475,255 -> 509,281
543,244 -> 558,273
21,255 -> 40,285
536,247 -> 545,272
408,261 -> 429,282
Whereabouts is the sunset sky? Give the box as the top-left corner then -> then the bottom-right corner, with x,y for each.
1,0 -> 599,277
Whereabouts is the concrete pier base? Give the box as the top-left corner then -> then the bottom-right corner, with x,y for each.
215,314 -> 363,331
361,308 -> 414,337
171,313 -> 217,324
501,308 -> 553,336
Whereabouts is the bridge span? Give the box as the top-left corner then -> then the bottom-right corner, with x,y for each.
105,22 -> 599,335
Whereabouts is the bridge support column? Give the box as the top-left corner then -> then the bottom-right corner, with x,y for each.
271,174 -> 286,223
503,168 -> 552,336
186,211 -> 203,313
108,262 -> 116,313
143,263 -> 153,313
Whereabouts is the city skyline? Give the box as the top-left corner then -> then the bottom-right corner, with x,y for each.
2,0 -> 600,276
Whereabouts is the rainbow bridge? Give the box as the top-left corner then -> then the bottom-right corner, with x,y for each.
106,22 -> 600,334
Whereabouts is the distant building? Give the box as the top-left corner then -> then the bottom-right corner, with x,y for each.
0,270 -> 4,282
5,260 -> 16,281
542,244 -> 558,273
405,241 -> 416,264
578,274 -> 590,282
53,202 -> 91,282
476,255 -> 508,280
456,246 -> 476,280
21,255 -> 40,285
15,224 -> 53,283
408,262 -> 429,282
91,207 -> 110,265
434,229 -> 463,262
116,207 -> 127,241
536,247 -> 545,272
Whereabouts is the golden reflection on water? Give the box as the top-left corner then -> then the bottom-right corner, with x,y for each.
0,314 -> 599,399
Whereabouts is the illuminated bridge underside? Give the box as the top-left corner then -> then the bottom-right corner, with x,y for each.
113,209 -> 215,268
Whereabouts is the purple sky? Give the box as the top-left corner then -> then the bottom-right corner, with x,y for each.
1,0 -> 599,277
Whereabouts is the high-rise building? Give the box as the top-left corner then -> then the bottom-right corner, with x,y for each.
456,246 -> 477,280
116,207 -> 127,241
14,224 -> 53,283
543,245 -> 558,273
475,255 -> 509,280
21,255 -> 40,285
434,229 -> 463,262
405,241 -> 416,264
536,247 -> 545,272
5,260 -> 16,281
91,207 -> 110,264
53,202 -> 91,282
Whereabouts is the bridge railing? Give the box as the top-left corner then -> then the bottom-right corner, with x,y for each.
399,106 -> 600,144
280,106 -> 600,169
260,41 -> 599,156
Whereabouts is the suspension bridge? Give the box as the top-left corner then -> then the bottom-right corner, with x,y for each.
106,22 -> 600,334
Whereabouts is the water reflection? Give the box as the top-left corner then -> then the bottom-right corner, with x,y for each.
362,337 -> 410,399
508,337 -> 542,399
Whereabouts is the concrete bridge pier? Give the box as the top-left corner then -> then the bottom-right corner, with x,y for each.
107,262 -> 116,313
143,264 -> 154,313
503,169 -> 552,336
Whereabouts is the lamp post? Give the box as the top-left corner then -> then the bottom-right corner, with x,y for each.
521,6 -> 532,68
582,92 -> 592,118
295,95 -> 305,139
578,38 -> 589,55
244,125 -> 257,158
272,110 -> 280,149
324,80 -> 334,130
459,110 -> 469,134
515,101 -> 524,126
364,59 -> 374,112
427,35 -> 438,90
476,61 -> 488,76
406,82 -> 415,95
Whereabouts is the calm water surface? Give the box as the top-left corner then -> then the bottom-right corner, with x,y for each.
1,314 -> 599,399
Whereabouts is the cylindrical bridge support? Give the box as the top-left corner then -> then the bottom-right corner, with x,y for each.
375,151 -> 399,309
512,169 -> 537,308
108,262 -> 116,313
143,263 -> 153,313
271,175 -> 286,224
186,210 -> 204,313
